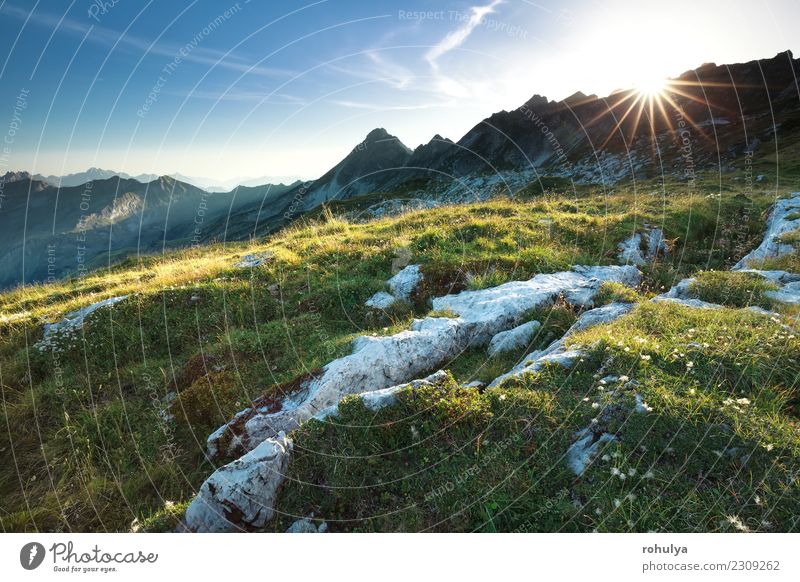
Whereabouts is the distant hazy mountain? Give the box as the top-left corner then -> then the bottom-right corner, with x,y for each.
169,172 -> 303,191
0,175 -> 296,288
28,168 -> 302,192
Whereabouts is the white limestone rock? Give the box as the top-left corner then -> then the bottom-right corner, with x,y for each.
618,233 -> 646,266
488,320 -> 541,356
662,278 -> 695,300
365,291 -> 398,309
313,370 -> 450,422
184,433 -> 291,532
765,281 -> 800,305
387,264 -> 423,301
208,266 -> 641,457
733,194 -> 800,269
635,393 -> 653,414
35,295 -> 129,351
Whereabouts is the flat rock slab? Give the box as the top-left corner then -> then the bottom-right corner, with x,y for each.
765,281 -> 800,305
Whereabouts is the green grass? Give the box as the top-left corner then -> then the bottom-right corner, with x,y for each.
688,271 -> 779,308
0,180 -> 797,532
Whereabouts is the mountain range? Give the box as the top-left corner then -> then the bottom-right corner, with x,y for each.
29,168 -> 302,191
1,50 -> 797,289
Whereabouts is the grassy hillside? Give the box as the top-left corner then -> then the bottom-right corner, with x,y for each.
1,177 -> 798,532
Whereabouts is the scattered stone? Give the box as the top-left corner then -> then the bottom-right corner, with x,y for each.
618,227 -> 668,266
235,252 -> 273,268
660,278 -> 695,300
464,380 -> 485,389
286,517 -> 328,533
365,291 -> 398,310
184,433 -> 291,532
635,393 -> 653,414
487,320 -> 541,356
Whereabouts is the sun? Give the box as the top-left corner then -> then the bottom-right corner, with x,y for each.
633,74 -> 667,98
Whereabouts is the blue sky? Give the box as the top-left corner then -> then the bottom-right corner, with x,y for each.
0,0 -> 797,181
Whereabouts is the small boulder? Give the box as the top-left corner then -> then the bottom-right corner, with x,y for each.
365,291 -> 397,309
387,264 -> 423,301
286,517 -> 328,533
487,320 -> 541,356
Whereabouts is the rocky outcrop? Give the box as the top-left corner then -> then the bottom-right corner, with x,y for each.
765,281 -> 800,305
315,370 -> 450,421
733,194 -> 800,269
184,433 -> 291,533
208,265 -> 641,458
388,264 -> 423,301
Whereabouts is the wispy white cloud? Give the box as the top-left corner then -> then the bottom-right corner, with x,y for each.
167,88 -> 308,105
0,2 -> 294,77
425,0 -> 504,68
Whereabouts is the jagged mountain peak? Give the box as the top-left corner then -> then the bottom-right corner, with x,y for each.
521,93 -> 555,110
1,170 -> 34,183
359,127 -> 412,153
364,127 -> 392,142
